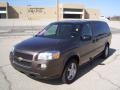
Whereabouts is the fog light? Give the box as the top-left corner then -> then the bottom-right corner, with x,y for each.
41,64 -> 47,69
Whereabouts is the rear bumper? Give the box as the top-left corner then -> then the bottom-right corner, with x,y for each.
10,52 -> 64,79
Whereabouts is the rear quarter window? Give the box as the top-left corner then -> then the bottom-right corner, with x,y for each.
91,21 -> 110,36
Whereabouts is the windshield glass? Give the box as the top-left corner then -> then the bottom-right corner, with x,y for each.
36,23 -> 81,39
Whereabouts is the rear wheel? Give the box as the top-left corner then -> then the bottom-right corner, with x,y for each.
62,59 -> 78,84
102,44 -> 109,58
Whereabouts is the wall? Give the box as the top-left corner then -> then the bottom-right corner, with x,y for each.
85,8 -> 100,19
0,2 -> 100,20
8,6 -> 57,20
0,2 -> 7,7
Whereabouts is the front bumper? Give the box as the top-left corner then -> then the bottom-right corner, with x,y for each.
10,52 -> 64,79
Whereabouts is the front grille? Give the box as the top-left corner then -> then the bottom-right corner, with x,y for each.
13,50 -> 33,67
14,58 -> 32,67
14,51 -> 33,60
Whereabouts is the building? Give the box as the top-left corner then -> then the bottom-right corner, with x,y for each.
0,2 -> 100,20
0,2 -> 8,18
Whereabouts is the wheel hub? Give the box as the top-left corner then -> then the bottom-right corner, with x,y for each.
67,63 -> 77,80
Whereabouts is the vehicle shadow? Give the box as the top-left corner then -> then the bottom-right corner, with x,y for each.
28,48 -> 116,85
75,48 -> 116,81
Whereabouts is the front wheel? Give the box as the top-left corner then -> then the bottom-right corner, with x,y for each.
62,60 -> 78,84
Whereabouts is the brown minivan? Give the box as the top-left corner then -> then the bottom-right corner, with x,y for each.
10,20 -> 112,84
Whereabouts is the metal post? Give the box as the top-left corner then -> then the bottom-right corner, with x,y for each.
57,0 -> 59,21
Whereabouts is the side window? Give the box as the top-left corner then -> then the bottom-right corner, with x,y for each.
71,24 -> 81,37
81,23 -> 92,36
75,24 -> 81,32
58,24 -> 73,37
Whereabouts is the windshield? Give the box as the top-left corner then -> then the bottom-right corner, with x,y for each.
36,23 -> 81,39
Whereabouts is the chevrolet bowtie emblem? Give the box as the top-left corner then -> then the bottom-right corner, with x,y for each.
18,57 -> 23,61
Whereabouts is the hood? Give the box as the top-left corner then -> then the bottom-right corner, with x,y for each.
15,36 -> 68,52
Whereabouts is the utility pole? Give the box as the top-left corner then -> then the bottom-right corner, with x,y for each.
57,0 -> 59,21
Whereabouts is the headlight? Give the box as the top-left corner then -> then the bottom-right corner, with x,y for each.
38,51 -> 60,60
10,46 -> 15,52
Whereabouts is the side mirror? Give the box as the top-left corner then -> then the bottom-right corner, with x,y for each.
81,35 -> 92,41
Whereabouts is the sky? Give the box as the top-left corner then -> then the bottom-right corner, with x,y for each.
0,0 -> 120,17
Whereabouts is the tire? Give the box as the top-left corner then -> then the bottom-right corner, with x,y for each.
62,59 -> 78,84
102,44 -> 109,59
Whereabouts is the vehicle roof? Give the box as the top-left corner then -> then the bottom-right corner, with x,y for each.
53,19 -> 106,24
